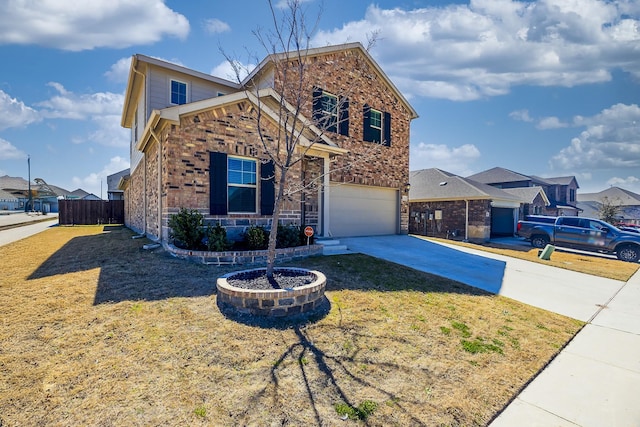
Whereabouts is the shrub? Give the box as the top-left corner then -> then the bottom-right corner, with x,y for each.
168,208 -> 205,250
244,225 -> 268,250
276,224 -> 301,248
205,223 -> 231,251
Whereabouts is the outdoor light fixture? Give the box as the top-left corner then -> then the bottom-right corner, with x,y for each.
193,115 -> 200,123
405,183 -> 411,193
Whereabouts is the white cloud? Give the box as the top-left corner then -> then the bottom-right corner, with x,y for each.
204,18 -> 230,34
550,103 -> 640,171
37,82 -> 123,120
36,83 -> 128,147
509,109 -> 534,122
312,1 -> 640,101
104,57 -> 132,83
211,60 -> 255,82
410,142 -> 481,175
0,0 -> 189,51
0,90 -> 40,130
71,156 -> 130,197
537,116 -> 569,129
0,137 -> 26,160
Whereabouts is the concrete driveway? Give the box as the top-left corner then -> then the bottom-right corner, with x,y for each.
340,235 -> 625,322
341,235 -> 640,426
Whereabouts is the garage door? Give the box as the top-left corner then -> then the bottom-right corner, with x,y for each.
328,184 -> 398,237
491,207 -> 515,236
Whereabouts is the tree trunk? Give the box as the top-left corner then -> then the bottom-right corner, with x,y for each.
266,166 -> 287,279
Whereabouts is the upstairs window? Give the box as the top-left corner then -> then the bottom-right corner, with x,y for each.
312,87 -> 349,136
363,105 -> 391,146
170,79 -> 187,105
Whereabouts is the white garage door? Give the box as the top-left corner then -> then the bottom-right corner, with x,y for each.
328,184 -> 398,237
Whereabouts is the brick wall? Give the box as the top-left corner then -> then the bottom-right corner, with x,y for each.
129,46 -> 412,242
409,200 -> 491,241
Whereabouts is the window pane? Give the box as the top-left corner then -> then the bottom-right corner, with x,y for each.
370,110 -> 382,128
228,187 -> 256,212
171,80 -> 187,105
228,170 -> 242,184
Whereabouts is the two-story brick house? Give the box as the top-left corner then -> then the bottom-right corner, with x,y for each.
120,43 -> 417,243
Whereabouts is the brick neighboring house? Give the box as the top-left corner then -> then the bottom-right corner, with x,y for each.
120,43 -> 418,243
467,167 -> 581,217
409,168 -> 524,241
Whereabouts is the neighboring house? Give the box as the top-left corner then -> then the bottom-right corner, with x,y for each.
578,186 -> 640,225
107,169 -> 129,201
68,189 -> 102,200
467,167 -> 581,217
409,168 -> 524,241
120,43 -> 418,243
0,175 -> 74,212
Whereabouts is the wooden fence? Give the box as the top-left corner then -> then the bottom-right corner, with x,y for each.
58,200 -> 124,225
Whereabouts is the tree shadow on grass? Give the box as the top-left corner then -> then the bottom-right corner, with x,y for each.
27,226 -> 224,305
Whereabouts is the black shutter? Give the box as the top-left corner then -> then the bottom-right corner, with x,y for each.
312,87 -> 323,123
363,104 -> 373,142
210,152 -> 227,215
383,111 -> 392,147
260,160 -> 275,216
339,97 -> 349,136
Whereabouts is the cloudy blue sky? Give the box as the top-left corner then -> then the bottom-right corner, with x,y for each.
0,0 -> 638,197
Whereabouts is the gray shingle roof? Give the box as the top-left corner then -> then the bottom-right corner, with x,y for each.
466,167 -> 531,184
410,168 -> 523,202
502,186 -> 550,205
578,186 -> 640,206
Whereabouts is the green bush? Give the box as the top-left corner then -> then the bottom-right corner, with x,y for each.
205,223 -> 231,251
244,225 -> 268,250
276,224 -> 301,248
168,208 -> 205,250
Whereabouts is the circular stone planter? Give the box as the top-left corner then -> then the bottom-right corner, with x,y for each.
216,267 -> 327,318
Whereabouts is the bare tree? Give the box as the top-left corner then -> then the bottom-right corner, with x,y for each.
223,0 -> 381,278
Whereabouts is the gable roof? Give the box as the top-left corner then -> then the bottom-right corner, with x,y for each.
502,186 -> 550,205
0,175 -> 30,192
409,168 -> 523,202
578,186 -> 640,206
530,175 -> 579,188
466,167 -> 532,184
244,42 -> 419,120
121,54 -> 241,128
138,88 -> 349,157
107,169 -> 130,192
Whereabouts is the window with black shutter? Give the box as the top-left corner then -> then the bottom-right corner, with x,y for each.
312,87 -> 349,136
210,152 -> 274,215
363,105 -> 391,147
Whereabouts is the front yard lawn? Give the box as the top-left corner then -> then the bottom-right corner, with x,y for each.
0,226 -> 583,426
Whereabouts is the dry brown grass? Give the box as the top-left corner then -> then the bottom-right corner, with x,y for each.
0,226 -> 583,426
422,237 -> 639,282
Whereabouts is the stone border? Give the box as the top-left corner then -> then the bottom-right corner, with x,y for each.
166,243 -> 323,265
216,267 -> 327,317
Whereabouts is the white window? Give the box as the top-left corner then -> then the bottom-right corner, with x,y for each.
170,79 -> 187,105
227,157 -> 257,213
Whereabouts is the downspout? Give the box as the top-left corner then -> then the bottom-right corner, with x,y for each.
131,60 -> 148,236
150,128 -> 162,243
465,199 -> 469,242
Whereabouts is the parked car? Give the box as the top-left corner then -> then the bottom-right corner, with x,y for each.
616,223 -> 640,233
517,216 -> 640,262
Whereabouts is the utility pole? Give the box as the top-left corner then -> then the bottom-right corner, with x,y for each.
27,155 -> 32,213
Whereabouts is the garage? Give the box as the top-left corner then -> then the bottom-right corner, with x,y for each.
491,206 -> 516,236
327,184 -> 398,237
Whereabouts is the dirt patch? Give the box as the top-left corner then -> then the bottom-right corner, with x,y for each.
227,268 -> 316,289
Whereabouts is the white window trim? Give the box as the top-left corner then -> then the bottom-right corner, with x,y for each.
370,108 -> 382,131
169,79 -> 188,105
227,155 -> 258,214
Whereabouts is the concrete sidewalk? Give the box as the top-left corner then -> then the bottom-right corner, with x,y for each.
340,235 -> 640,427
0,212 -> 58,247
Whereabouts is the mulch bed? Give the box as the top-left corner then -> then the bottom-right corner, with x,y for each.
226,269 -> 316,290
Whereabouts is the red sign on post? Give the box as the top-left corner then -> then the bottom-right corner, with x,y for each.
304,226 -> 314,237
